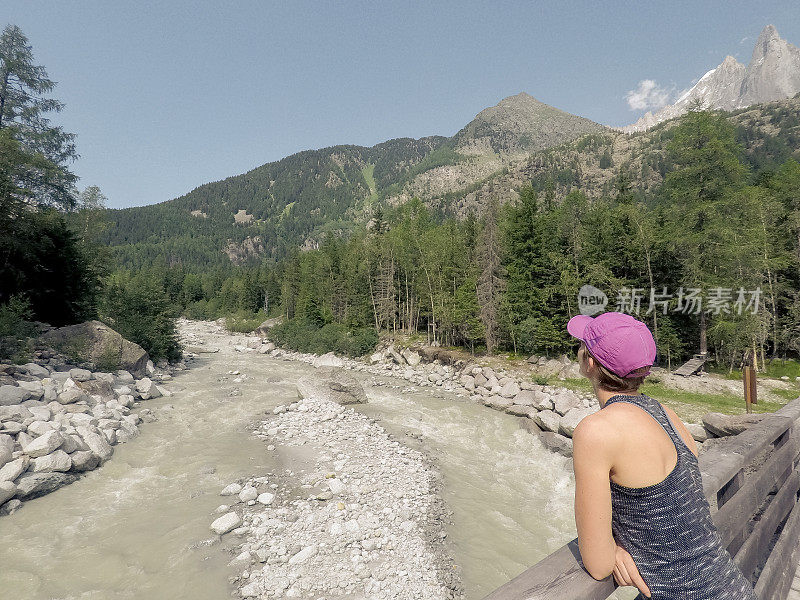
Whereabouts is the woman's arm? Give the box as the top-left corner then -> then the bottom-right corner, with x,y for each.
572,416 -> 616,579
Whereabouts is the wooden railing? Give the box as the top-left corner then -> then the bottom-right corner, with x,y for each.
483,397 -> 800,600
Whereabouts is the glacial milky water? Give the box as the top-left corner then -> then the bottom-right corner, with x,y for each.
0,331 -> 577,600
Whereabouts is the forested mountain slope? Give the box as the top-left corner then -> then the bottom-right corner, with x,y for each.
103,93 -> 608,269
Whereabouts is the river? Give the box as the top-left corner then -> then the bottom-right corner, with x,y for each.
0,326 -> 577,599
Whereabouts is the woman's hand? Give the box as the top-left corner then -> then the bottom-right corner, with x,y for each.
613,544 -> 651,598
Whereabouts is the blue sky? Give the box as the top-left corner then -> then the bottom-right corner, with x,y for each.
3,1 -> 799,208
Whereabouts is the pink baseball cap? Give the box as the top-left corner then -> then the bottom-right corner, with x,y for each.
567,312 -> 656,378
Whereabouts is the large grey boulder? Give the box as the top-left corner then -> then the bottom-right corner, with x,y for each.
0,385 -> 30,406
483,395 -> 513,411
401,348 -> 421,367
506,404 -> 536,418
702,412 -> 767,437
558,407 -> 595,438
533,409 -> 562,433
312,352 -> 344,368
0,405 -> 32,421
552,391 -> 582,416
21,363 -> 49,378
538,431 -> 574,458
15,472 -> 77,500
70,450 -> 100,472
75,426 -> 113,462
0,456 -> 29,482
0,481 -> 16,505
686,423 -> 709,443
39,320 -> 150,377
211,511 -> 242,535
22,430 -> 64,457
31,450 -> 72,473
296,367 -> 367,405
499,380 -> 521,399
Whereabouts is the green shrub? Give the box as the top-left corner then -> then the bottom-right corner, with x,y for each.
225,311 -> 266,333
99,271 -> 182,362
0,296 -> 37,360
268,319 -> 378,357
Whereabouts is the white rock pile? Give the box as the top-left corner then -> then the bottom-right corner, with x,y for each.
0,359 -> 176,515
213,395 -> 463,600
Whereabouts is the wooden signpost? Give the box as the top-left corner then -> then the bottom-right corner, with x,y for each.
743,362 -> 757,413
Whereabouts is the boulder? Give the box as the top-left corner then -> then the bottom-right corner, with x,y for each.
0,481 -> 16,505
254,317 -> 282,337
39,320 -> 150,377
511,390 -> 537,407
75,426 -> 113,462
27,420 -> 55,436
220,482 -> 243,496
22,363 -> 50,378
533,409 -> 562,433
558,407 -> 596,438
499,380 -> 521,399
0,446 -> 10,469
238,486 -> 258,502
22,430 -> 65,457
257,492 -> 275,505
686,423 -> 709,443
0,456 -> 29,482
473,372 -> 487,387
538,431 -> 574,458
0,405 -> 32,422
0,385 -> 30,406
69,368 -> 92,382
505,404 -> 537,418
459,374 -> 475,391
552,391 -> 582,416
31,450 -> 72,473
17,380 -> 44,400
483,395 -> 513,411
70,450 -> 100,472
401,348 -> 421,367
518,417 -> 543,435
57,388 -> 87,405
210,511 -> 242,535
115,370 -> 135,384
15,472 -> 77,500
702,412 -> 767,437
296,367 -> 367,405
312,352 -> 344,368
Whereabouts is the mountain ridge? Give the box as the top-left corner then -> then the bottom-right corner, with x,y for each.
622,25 -> 800,133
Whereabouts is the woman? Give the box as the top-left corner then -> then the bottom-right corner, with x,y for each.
568,311 -> 756,599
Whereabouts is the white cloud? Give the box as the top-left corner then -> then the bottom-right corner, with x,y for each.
739,36 -> 750,45
625,79 -> 672,111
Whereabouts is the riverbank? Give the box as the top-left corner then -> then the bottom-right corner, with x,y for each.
0,353 -> 181,516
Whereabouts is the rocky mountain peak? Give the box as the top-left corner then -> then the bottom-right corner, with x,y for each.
453,92 -> 606,154
621,24 -> 800,133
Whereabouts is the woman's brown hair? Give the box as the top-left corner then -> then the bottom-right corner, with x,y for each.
582,344 -> 648,393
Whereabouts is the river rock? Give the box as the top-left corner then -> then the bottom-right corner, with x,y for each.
238,486 -> 258,502
22,430 -> 64,457
69,368 -> 93,382
511,390 -> 537,407
27,420 -> 55,436
0,404 -> 32,421
401,348 -> 421,367
75,426 -> 113,462
702,412 -> 767,437
39,320 -> 150,377
296,367 -> 367,405
288,544 -> 317,565
505,404 -> 537,418
17,380 -> 44,400
58,387 -> 86,405
473,372 -> 487,387
0,385 -> 30,406
28,406 -> 51,422
210,511 -> 241,535
686,423 -> 709,442
135,378 -> 161,399
15,471 -> 77,500
558,407 -> 596,438
312,352 -> 344,368
257,492 -> 275,505
70,450 -> 100,472
483,395 -> 513,411
499,380 -> 521,399
0,446 -> 10,469
459,374 -> 475,391
22,363 -> 50,378
221,482 -> 242,496
552,391 -> 582,416
31,449 -> 72,473
0,481 -> 16,505
533,409 -> 562,433
538,431 -> 574,457
0,456 -> 29,482
0,434 -> 13,452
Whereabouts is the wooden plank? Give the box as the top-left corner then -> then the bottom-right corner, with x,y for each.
700,415 -> 796,503
734,470 -> 800,581
480,538 -> 615,600
713,436 -> 800,549
753,477 -> 800,599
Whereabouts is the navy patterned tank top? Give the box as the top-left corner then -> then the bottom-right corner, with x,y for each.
603,394 -> 756,599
